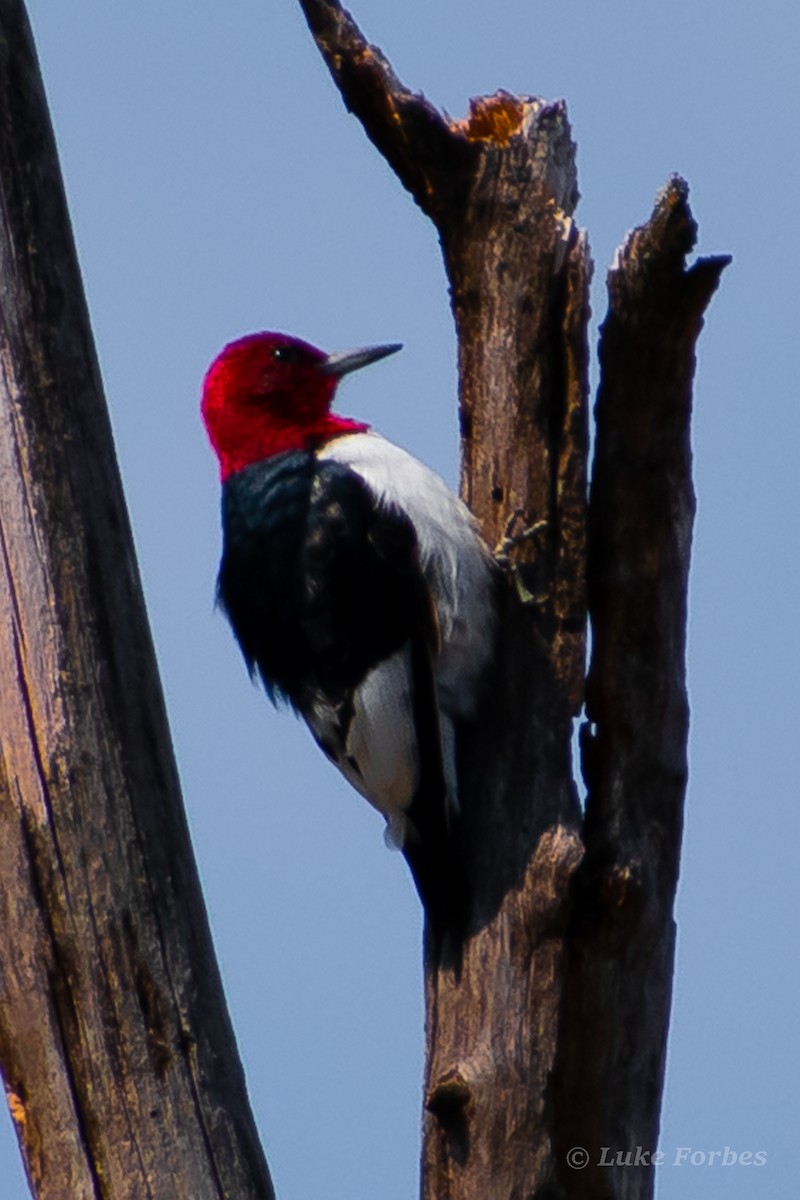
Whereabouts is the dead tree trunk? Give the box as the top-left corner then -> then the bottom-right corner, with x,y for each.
0,4 -> 274,1196
297,4 -> 729,1199
0,0 -> 728,1197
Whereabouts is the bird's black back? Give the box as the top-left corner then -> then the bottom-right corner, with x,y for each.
218,450 -> 426,709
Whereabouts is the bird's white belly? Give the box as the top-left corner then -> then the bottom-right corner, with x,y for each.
305,647 -> 419,843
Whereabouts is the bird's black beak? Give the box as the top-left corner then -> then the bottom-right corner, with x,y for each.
319,342 -> 402,378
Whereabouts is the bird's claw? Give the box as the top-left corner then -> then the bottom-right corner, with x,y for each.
494,512 -> 549,606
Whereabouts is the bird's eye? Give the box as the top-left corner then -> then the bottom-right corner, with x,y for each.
272,346 -> 298,364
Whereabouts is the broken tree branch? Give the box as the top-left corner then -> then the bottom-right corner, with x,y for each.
554,179 -> 730,1199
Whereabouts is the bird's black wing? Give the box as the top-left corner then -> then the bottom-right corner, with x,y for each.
218,451 -> 424,705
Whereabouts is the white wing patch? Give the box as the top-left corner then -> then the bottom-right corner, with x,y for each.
318,432 -> 495,719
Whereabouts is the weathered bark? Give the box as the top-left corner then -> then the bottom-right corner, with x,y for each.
297,4 -> 729,1199
0,4 -> 274,1197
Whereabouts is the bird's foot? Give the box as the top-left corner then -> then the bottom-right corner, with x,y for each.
493,512 -> 548,565
494,512 -> 549,606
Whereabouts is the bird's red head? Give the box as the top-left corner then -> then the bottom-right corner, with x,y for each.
201,331 -> 401,481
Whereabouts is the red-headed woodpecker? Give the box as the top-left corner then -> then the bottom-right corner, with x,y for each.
201,332 -> 495,933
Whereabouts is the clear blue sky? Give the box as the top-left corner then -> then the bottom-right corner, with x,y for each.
4,2 -> 797,1197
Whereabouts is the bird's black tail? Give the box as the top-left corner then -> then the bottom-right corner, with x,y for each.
401,808 -> 470,963
404,629 -> 470,963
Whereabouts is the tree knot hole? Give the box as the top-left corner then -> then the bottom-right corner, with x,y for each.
427,1070 -> 472,1166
